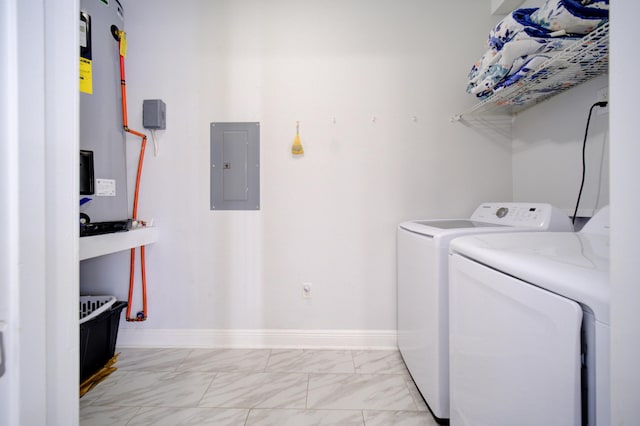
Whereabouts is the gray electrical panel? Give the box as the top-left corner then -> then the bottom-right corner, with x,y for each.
143,99 -> 166,130
210,122 -> 260,210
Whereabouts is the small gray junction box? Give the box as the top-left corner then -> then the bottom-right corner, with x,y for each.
143,99 -> 166,130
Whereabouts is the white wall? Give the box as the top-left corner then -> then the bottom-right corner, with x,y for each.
2,0 -> 79,424
0,2 -> 20,423
610,1 -> 640,423
81,0 -> 511,344
510,0 -> 609,216
512,75 -> 609,216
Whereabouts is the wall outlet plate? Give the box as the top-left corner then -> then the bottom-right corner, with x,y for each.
597,87 -> 608,103
597,88 -> 609,115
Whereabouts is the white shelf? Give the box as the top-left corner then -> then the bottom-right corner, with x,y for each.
79,227 -> 159,261
453,22 -> 609,121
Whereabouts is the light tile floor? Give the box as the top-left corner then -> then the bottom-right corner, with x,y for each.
80,348 -> 439,426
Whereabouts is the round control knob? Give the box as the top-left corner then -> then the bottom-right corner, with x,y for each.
80,212 -> 90,225
496,207 -> 509,218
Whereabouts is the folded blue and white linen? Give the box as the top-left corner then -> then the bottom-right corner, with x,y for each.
467,0 -> 608,99
531,0 -> 609,35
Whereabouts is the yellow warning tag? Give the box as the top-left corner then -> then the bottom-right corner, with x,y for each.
118,31 -> 127,57
79,57 -> 93,94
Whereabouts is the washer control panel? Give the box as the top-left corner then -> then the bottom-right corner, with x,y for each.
470,202 -> 573,230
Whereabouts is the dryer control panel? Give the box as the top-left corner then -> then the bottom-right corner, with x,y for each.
471,203 -> 573,231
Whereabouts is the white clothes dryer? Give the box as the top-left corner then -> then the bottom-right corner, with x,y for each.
448,206 -> 609,426
397,202 -> 573,421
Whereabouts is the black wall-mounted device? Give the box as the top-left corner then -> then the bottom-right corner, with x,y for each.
80,150 -> 95,195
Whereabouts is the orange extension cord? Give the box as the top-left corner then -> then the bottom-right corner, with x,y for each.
117,32 -> 148,322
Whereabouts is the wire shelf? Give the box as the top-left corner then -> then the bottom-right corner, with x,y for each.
452,22 -> 609,121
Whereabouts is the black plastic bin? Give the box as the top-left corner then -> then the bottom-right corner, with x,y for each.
79,297 -> 127,382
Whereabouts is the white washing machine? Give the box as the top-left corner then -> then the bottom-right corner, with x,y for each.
448,206 -> 609,426
397,202 -> 573,421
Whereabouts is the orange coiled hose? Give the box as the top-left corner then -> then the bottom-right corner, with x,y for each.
117,33 -> 148,322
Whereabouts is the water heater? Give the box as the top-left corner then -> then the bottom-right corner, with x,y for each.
79,0 -> 128,223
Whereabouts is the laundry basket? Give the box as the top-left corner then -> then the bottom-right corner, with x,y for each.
79,296 -> 127,382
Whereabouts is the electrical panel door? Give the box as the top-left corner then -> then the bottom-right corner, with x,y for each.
210,122 -> 260,210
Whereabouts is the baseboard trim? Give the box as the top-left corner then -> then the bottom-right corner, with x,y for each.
117,328 -> 398,350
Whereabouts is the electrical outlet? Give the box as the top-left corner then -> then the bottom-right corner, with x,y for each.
302,282 -> 312,298
597,87 -> 608,103
597,87 -> 609,115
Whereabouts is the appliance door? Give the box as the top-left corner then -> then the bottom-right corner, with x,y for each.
397,228 -> 449,419
449,253 -> 583,426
